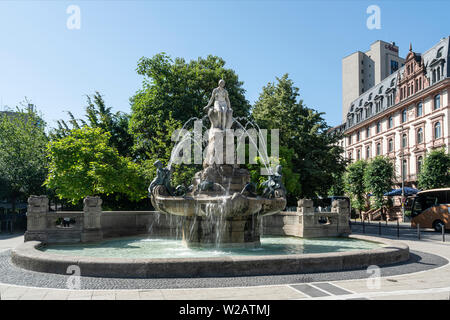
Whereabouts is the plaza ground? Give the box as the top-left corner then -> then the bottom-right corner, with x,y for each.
1,227 -> 450,300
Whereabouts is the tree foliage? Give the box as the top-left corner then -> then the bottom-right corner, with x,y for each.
344,160 -> 368,211
247,146 -> 301,205
129,53 -> 251,160
364,156 -> 395,209
45,127 -> 147,203
418,149 -> 450,190
50,92 -> 133,157
0,106 -> 48,210
252,74 -> 347,202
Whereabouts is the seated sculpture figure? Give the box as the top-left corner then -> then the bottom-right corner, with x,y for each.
203,79 -> 233,130
261,165 -> 286,198
148,160 -> 173,196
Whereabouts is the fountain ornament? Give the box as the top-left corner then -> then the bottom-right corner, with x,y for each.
150,80 -> 287,247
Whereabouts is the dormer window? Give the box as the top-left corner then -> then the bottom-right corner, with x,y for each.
437,47 -> 443,58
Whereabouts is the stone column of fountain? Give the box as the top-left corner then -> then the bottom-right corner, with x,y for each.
151,80 -> 287,247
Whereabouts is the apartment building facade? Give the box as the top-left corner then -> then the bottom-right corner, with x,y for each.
338,37 -> 450,189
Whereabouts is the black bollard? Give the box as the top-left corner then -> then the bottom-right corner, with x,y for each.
362,219 -> 365,234
379,221 -> 381,235
417,224 -> 420,240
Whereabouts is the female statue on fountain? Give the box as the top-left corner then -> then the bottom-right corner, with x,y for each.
203,79 -> 233,130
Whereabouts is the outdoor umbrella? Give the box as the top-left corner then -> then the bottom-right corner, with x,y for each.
383,187 -> 419,197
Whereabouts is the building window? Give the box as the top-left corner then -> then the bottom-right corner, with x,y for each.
416,102 -> 423,117
366,146 -> 370,159
376,121 -> 381,134
432,70 -> 436,83
391,60 -> 399,73
434,94 -> 440,110
402,134 -> 407,149
417,156 -> 423,174
348,136 -> 352,145
357,131 -> 360,142
437,67 -> 441,81
376,143 -> 381,155
434,122 -> 441,139
417,128 -> 423,144
357,150 -> 361,160
388,116 -> 393,129
366,127 -> 370,138
388,138 -> 393,152
348,152 -> 352,160
401,109 -> 407,123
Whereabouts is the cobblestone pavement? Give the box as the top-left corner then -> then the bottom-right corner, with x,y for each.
1,231 -> 450,300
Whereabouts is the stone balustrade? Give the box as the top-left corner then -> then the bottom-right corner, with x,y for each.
24,196 -> 351,244
262,199 -> 351,238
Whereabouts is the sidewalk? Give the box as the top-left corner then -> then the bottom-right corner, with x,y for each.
0,233 -> 24,252
1,232 -> 450,300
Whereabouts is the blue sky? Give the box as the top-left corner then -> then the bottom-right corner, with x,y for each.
0,0 -> 449,128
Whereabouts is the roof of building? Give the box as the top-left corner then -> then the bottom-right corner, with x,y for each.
343,36 -> 450,131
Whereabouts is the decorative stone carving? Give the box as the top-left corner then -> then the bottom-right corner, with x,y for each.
204,79 -> 233,130
148,160 -> 173,196
261,165 -> 286,198
81,196 -> 103,242
24,195 -> 49,241
150,81 -> 287,247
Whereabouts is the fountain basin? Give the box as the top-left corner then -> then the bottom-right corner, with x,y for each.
11,235 -> 409,278
153,191 -> 286,247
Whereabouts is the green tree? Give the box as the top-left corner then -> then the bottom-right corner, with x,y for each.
418,149 -> 450,190
247,146 -> 301,205
344,160 -> 368,212
45,127 -> 147,204
51,92 -> 133,157
252,74 -> 347,201
139,112 -> 199,190
129,53 -> 251,159
0,106 -> 48,211
364,156 -> 395,209
328,171 -> 345,197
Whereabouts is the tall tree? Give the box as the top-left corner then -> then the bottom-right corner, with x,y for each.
50,92 -> 133,157
129,53 -> 251,160
252,74 -> 347,201
364,156 -> 395,209
418,149 -> 450,190
0,106 -> 48,211
344,160 -> 368,212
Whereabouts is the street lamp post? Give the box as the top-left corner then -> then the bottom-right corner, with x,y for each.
400,125 -> 405,222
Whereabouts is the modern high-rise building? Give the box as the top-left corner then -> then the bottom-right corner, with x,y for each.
342,40 -> 405,121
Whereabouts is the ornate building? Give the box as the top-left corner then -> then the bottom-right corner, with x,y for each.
337,36 -> 450,188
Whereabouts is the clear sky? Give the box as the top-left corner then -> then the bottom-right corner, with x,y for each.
0,0 -> 448,128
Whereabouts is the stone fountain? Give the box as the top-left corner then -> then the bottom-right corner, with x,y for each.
150,80 -> 287,247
